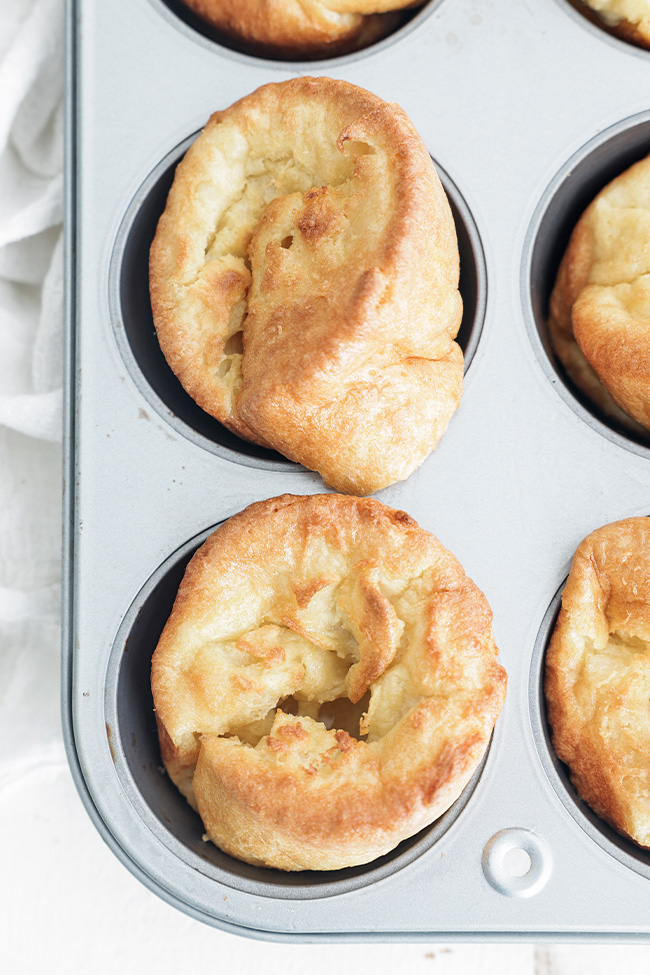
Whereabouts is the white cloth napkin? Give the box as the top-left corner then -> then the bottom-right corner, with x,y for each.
0,2 -> 649,970
0,0 -> 64,801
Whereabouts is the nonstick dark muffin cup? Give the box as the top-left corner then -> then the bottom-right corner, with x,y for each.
152,0 -> 444,66
109,132 -> 487,472
103,520 -> 497,899
529,572 -> 650,883
522,110 -> 650,458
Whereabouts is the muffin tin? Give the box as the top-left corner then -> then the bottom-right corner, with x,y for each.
63,0 -> 650,940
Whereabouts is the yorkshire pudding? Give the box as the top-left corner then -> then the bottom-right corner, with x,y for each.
545,517 -> 650,848
580,1 -> 650,49
549,153 -> 650,433
151,494 -> 506,871
177,0 -> 421,58
149,78 -> 463,496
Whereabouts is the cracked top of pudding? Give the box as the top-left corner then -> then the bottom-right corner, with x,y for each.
177,0 -> 418,59
582,0 -> 650,49
149,77 -> 463,496
545,517 -> 650,848
549,153 -> 650,433
151,494 -> 506,871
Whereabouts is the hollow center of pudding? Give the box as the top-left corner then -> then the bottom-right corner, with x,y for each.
278,690 -> 371,741
185,562 -> 438,755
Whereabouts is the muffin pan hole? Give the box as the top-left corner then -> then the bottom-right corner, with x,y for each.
110,137 -> 486,466
154,0 -> 441,66
106,524 -> 493,899
503,846 -> 532,877
482,829 -> 551,898
529,580 -> 650,882
522,112 -> 650,458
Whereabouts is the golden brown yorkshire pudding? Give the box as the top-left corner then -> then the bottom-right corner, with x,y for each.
151,494 -> 506,871
177,0 -> 421,58
149,78 -> 463,496
549,154 -> 650,433
580,1 -> 650,50
545,517 -> 650,848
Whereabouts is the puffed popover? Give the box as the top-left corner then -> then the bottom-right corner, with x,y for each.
545,517 -> 650,848
149,78 -> 463,496
581,0 -> 650,49
178,0 -> 421,58
549,154 -> 650,434
151,494 -> 507,871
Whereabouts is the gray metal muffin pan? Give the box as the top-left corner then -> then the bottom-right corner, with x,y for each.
63,0 -> 650,940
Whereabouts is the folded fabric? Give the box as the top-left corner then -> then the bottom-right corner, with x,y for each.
0,0 -> 63,789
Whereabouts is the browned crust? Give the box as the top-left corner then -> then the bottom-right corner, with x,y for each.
545,517 -> 650,848
152,494 -> 506,870
193,710 -> 493,869
548,154 -> 650,434
576,1 -> 650,49
611,16 -> 650,48
571,289 -> 650,429
149,77 -> 463,495
178,0 -> 419,58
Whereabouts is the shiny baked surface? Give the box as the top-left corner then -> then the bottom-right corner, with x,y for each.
545,517 -> 650,848
178,0 -> 419,58
149,77 -> 463,495
549,154 -> 650,433
151,494 -> 506,871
